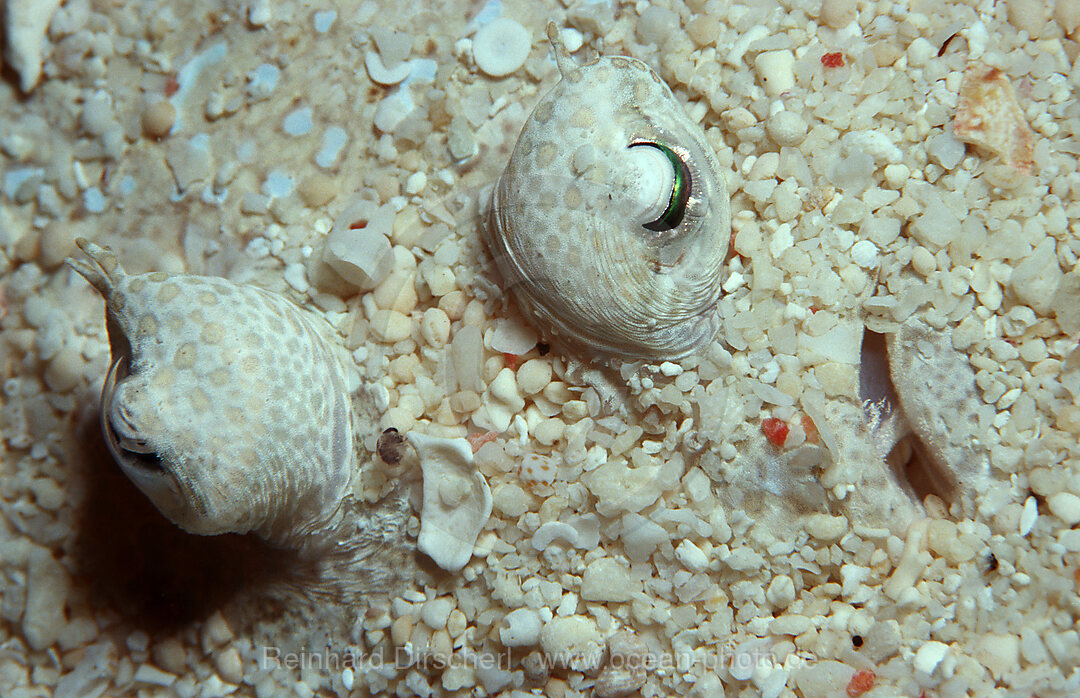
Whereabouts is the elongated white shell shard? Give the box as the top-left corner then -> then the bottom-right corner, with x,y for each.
4,0 -> 63,92
408,432 -> 492,572
67,239 -> 355,550
484,28 -> 730,361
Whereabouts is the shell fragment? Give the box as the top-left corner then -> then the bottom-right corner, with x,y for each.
953,61 -> 1035,174
474,18 -> 531,77
408,432 -> 493,572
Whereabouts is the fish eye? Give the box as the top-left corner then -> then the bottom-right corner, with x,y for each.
627,141 -> 692,233
101,356 -> 162,471
104,417 -> 163,470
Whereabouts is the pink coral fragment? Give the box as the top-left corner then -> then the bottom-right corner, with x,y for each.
467,430 -> 499,453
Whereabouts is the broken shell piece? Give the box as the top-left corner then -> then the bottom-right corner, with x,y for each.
408,432 -> 493,572
473,17 -> 531,77
531,514 -> 599,550
490,317 -> 538,355
595,630 -> 649,698
953,61 -> 1034,174
323,200 -> 395,289
517,453 -> 557,487
364,50 -> 412,86
539,615 -> 604,673
531,521 -> 578,550
4,0 -> 63,92
473,367 -> 525,433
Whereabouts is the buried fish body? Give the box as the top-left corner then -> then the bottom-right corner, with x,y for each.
69,239 -> 364,555
484,25 -> 730,362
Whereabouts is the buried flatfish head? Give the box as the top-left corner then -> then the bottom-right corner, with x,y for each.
68,239 -> 363,556
484,23 -> 730,361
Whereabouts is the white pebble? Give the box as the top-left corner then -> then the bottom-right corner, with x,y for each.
370,309 -> 412,343
821,0 -> 856,28
247,63 -> 280,99
420,308 -> 451,348
766,110 -> 808,146
283,107 -> 313,136
474,18 -> 531,77
410,433 -> 492,572
559,27 -> 584,52
883,163 -> 910,188
539,615 -> 604,672
475,368 -> 525,433
907,37 -> 937,67
405,171 -> 427,195
516,359 -> 552,395
262,169 -> 294,198
374,92 -> 413,133
637,6 -> 679,45
914,640 -> 950,675
214,647 -> 243,683
313,10 -> 336,33
490,318 -> 538,355
23,546 -> 69,650
248,0 -> 271,26
316,126 -> 348,168
133,664 -> 178,686
500,608 -> 542,647
927,131 -> 965,170
754,50 -> 795,95
674,539 -> 710,572
659,361 -> 683,377
766,575 -> 796,608
850,240 -> 879,268
722,271 -> 745,293
283,263 -> 309,293
532,521 -> 579,550
421,597 -> 456,629
1048,492 -> 1080,526
805,513 -> 847,541
580,557 -> 635,602
324,223 -> 393,289
83,187 -> 106,213
730,640 -> 766,681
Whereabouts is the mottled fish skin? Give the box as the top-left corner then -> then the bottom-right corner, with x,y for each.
68,240 -> 354,551
485,27 -> 730,361
887,316 -> 992,509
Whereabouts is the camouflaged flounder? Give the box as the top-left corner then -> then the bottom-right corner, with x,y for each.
68,239 -> 353,551
484,25 -> 730,361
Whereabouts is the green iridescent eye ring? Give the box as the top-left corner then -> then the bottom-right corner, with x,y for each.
632,142 -> 692,233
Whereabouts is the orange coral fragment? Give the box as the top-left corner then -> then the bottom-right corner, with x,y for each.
821,51 -> 845,68
467,430 -> 499,453
846,669 -> 876,696
800,414 -> 820,444
953,61 -> 1034,174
